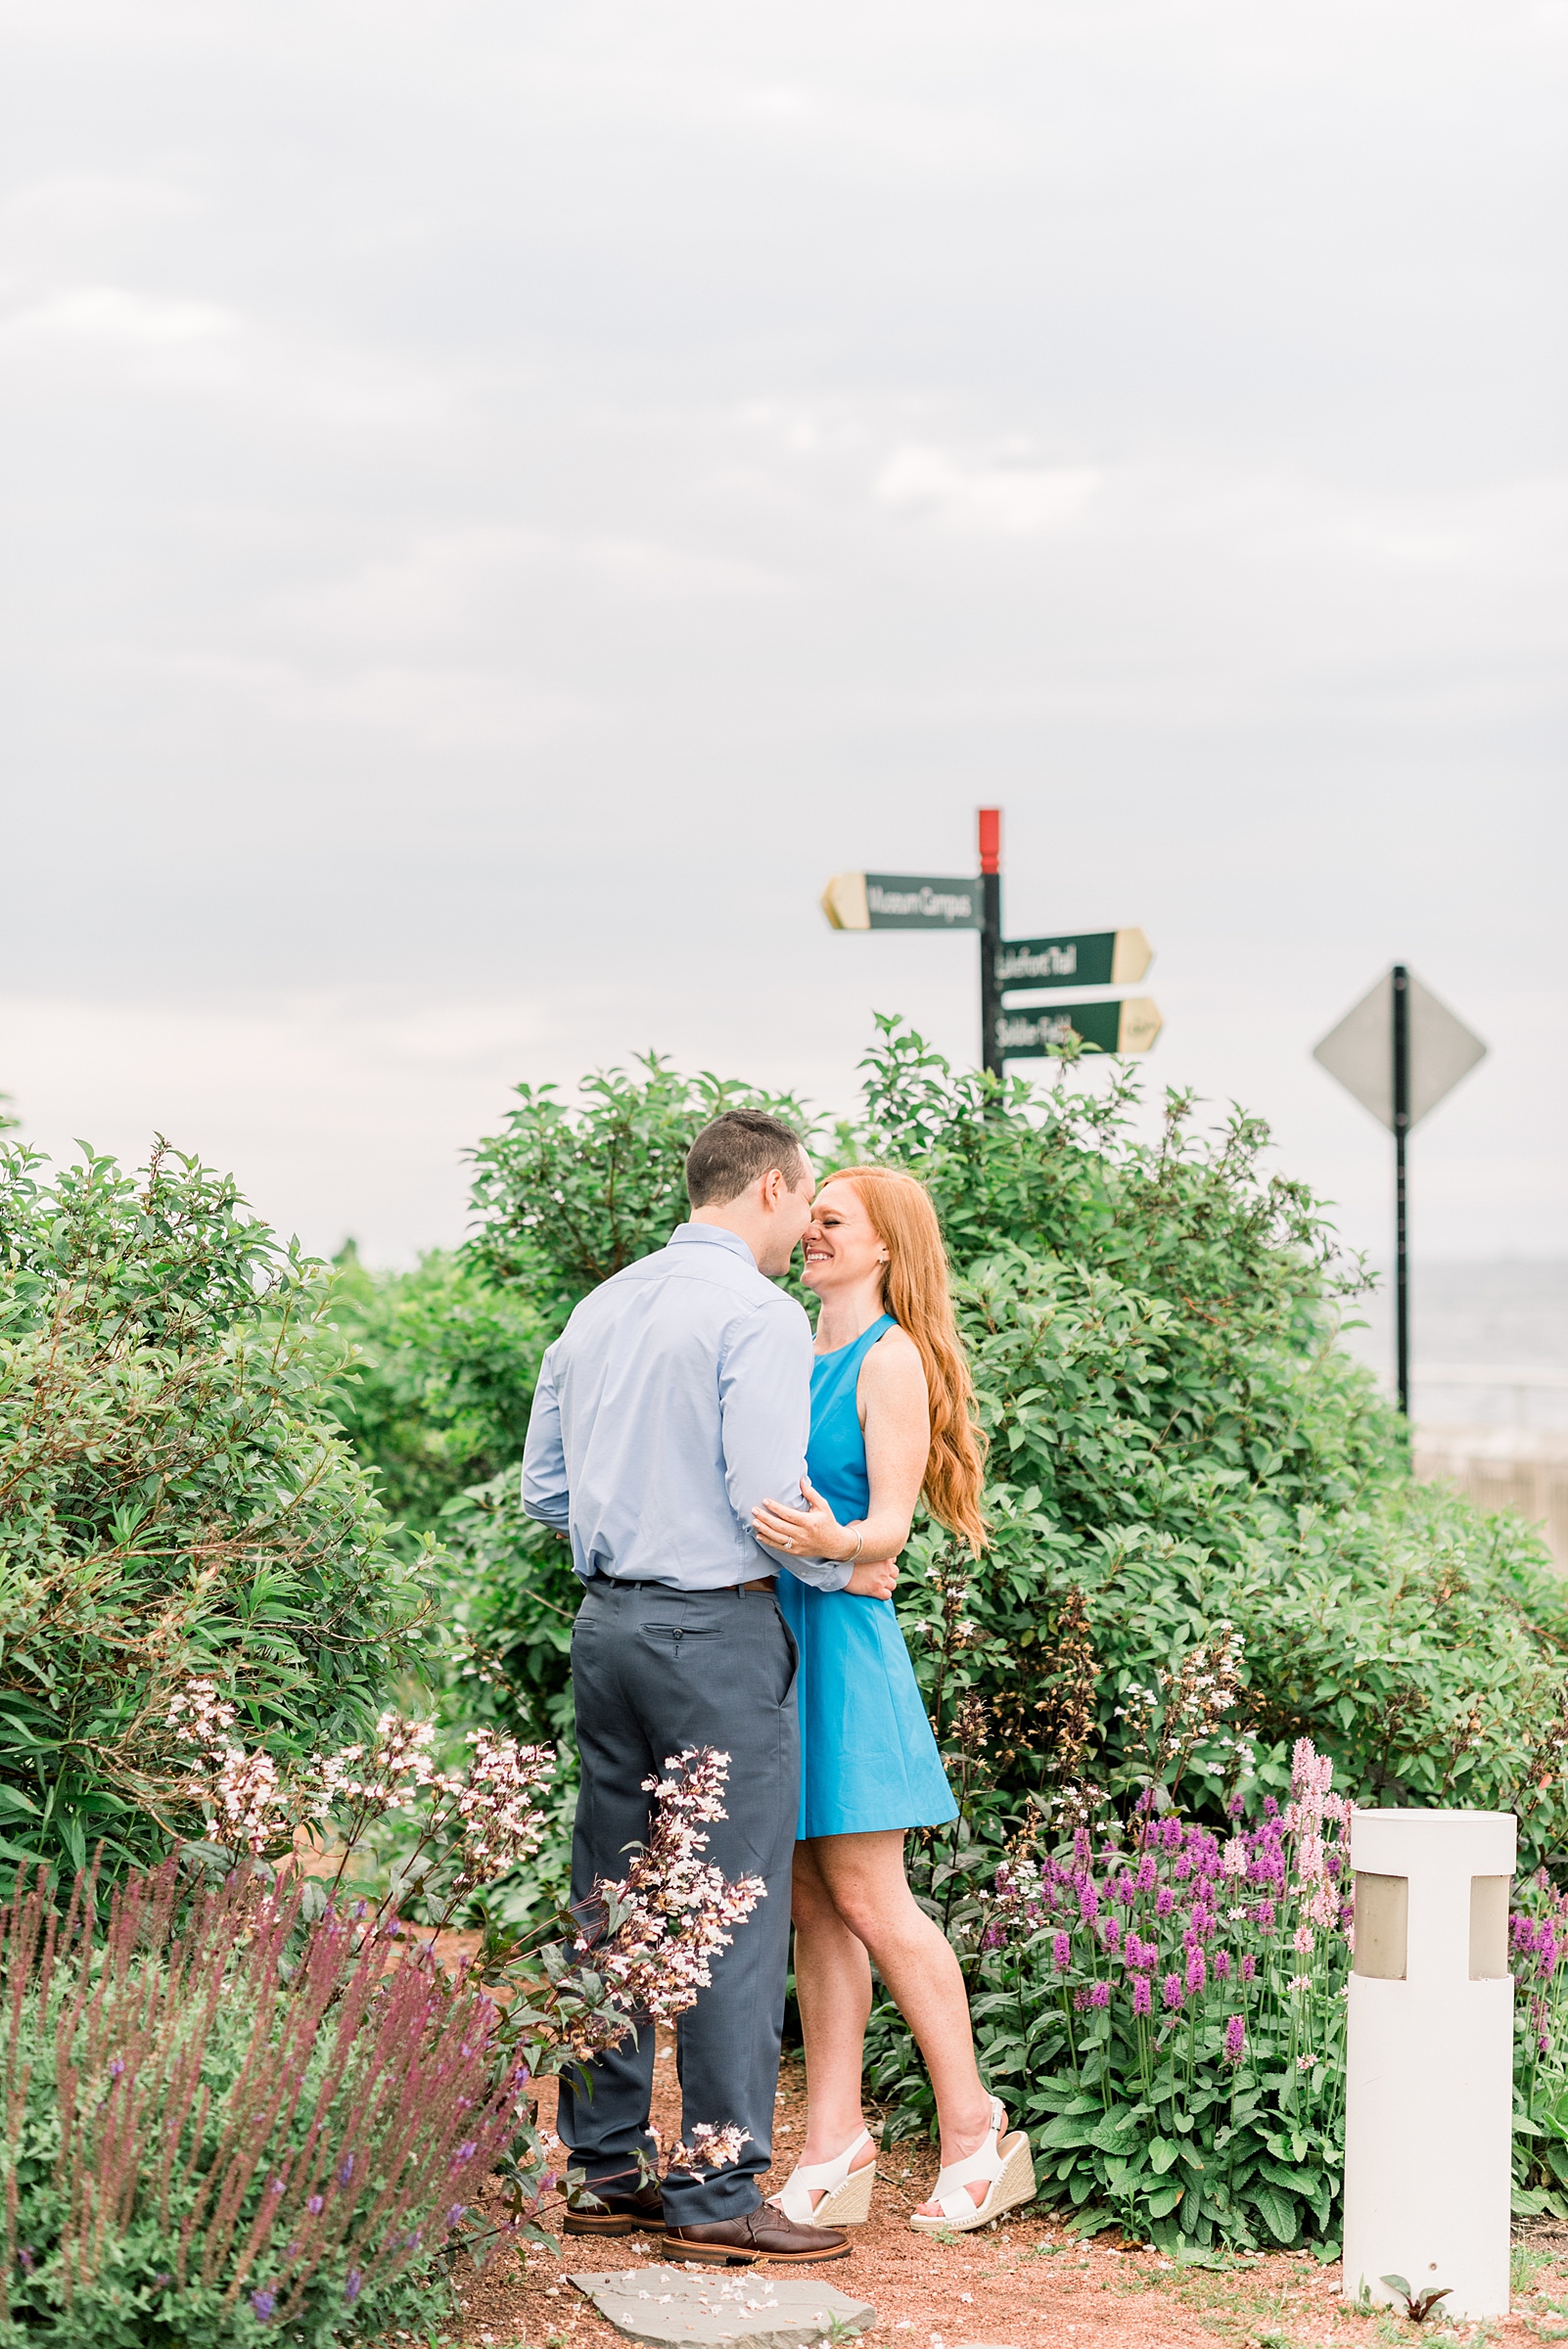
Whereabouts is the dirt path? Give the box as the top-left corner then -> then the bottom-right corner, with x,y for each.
438,2039 -> 1568,2349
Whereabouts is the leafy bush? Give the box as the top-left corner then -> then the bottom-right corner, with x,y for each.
450,1024 -> 1568,1857
0,1141 -> 429,1878
326,1245 -> 545,1541
466,1056 -> 812,1329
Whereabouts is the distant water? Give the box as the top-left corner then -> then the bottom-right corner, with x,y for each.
1335,1261 -> 1568,1431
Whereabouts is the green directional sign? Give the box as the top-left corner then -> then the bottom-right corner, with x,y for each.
995,926 -> 1152,991
821,871 -> 984,932
994,997 -> 1163,1058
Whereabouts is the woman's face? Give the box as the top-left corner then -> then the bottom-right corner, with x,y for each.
801,1180 -> 888,1299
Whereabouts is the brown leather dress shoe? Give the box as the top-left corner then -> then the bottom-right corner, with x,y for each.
663,2206 -> 851,2264
563,2182 -> 665,2235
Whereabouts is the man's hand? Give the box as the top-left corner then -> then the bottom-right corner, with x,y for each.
846,1557 -> 899,1599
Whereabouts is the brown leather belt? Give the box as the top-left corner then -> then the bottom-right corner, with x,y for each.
738,1576 -> 777,1594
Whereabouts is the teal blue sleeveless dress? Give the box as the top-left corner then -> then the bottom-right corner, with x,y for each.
776,1314 -> 959,1841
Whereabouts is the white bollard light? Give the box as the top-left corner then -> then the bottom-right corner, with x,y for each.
1342,1808 -> 1516,2321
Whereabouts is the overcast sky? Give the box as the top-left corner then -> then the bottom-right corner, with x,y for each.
2,0 -> 1564,1285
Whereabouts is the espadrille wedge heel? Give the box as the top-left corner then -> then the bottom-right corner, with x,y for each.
768,2128 -> 877,2227
907,2097 -> 1036,2234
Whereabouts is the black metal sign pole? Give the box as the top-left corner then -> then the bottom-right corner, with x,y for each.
1393,962 -> 1410,1418
979,806 -> 1002,1078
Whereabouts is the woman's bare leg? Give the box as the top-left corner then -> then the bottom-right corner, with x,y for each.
787,1841 -> 880,2190
807,1831 -> 994,2215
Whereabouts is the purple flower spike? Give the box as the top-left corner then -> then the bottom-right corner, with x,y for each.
1053,1931 -> 1071,1972
1186,1949 -> 1206,1995
1223,2014 -> 1245,2063
344,2270 -> 362,2305
307,2194 -> 324,2215
1155,1887 -> 1175,1919
1162,1973 -> 1184,2009
1241,1954 -> 1256,1982
252,2289 -> 277,2322
1132,1974 -> 1152,2017
337,2154 -> 354,2187
1214,1950 -> 1231,1981
1088,1981 -> 1110,2009
1134,1855 -> 1157,1893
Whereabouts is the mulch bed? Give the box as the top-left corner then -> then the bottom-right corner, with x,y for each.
426,2034 -> 1568,2349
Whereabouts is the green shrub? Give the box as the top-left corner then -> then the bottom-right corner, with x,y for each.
326,1245 -> 545,1539
0,1141 -> 429,1878
446,1024 -> 1568,1859
465,1056 -> 814,1329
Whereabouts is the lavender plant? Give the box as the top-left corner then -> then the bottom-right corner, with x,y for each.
0,1689 -> 766,2345
868,1737 -> 1355,2252
0,1858 -> 524,2347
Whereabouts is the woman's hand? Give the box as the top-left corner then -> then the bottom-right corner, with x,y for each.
751,1476 -> 853,1561
846,1557 -> 899,1599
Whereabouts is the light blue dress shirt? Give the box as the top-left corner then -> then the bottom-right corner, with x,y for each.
521,1223 -> 853,1593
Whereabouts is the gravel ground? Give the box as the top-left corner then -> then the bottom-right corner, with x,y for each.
429,2039 -> 1568,2349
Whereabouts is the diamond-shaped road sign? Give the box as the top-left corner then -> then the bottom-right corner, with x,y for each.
1313,970 -> 1487,1131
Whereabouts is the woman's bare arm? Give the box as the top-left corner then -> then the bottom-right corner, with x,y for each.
751,1329 -> 929,1592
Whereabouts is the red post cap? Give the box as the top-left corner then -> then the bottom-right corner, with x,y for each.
978,806 -> 1001,874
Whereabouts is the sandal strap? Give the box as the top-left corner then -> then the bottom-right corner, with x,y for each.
772,2128 -> 873,2224
929,2099 -> 1007,2203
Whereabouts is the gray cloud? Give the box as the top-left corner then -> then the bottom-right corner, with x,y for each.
0,0 -> 1563,1267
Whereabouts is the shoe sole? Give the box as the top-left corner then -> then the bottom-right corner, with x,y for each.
907,2133 -> 1037,2234
563,2212 -> 662,2235
661,2236 -> 854,2266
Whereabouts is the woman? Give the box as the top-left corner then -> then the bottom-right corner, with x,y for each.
751,1166 -> 1036,2234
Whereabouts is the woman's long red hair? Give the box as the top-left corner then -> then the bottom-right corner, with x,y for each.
826,1165 -> 988,1553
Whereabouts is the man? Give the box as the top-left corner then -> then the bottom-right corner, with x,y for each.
521,1109 -> 852,2266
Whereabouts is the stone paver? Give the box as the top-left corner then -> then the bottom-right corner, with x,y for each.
569,2264 -> 874,2349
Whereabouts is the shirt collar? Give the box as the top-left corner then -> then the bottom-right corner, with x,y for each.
669,1222 -> 759,1270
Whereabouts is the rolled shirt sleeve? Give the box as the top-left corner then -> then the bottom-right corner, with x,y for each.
521,1343 -> 572,1528
719,1301 -> 853,1593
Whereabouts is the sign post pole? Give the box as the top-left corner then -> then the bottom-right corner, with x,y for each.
978,807 -> 1002,1080
1393,964 -> 1411,1418
1312,968 -> 1487,1421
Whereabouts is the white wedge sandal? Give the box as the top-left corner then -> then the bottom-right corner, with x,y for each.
768,2127 -> 878,2228
907,2096 -> 1037,2234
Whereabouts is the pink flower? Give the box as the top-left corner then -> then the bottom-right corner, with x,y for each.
1053,1932 -> 1071,1972
1134,1856 -> 1157,1893
1214,1950 -> 1230,1980
1162,1973 -> 1183,2010
1132,1975 -> 1152,2018
1186,1949 -> 1206,1995
1155,1887 -> 1175,1919
1088,1981 -> 1110,2009
1293,1924 -> 1314,1954
1240,1955 -> 1256,1983
1223,2014 -> 1245,2063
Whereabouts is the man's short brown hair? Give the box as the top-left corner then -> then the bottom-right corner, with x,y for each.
685,1110 -> 809,1210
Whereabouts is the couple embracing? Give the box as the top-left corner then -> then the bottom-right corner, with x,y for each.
522,1110 -> 1036,2265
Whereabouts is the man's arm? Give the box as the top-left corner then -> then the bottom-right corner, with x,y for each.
521,1344 -> 572,1528
720,1303 -> 853,1592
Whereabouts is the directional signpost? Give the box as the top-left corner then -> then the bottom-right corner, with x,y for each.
822,807 -> 1161,1076
1314,966 -> 1488,1416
